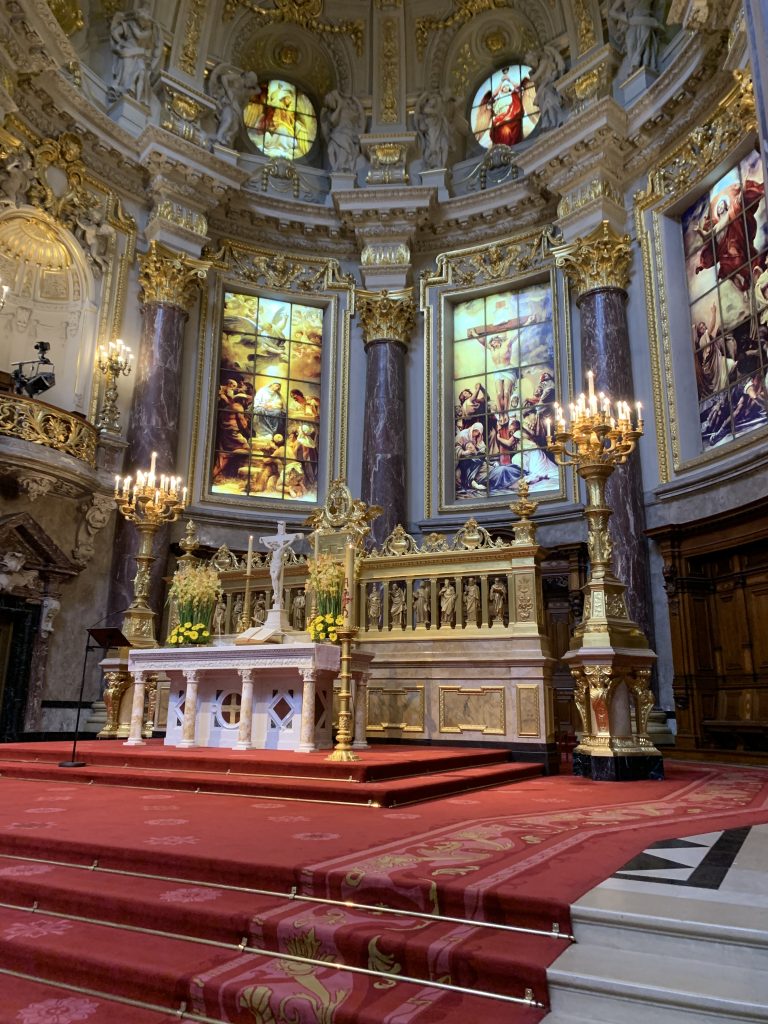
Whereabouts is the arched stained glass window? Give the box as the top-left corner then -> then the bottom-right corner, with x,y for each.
212,291 -> 322,503
243,79 -> 318,161
469,65 -> 539,149
681,148 -> 767,450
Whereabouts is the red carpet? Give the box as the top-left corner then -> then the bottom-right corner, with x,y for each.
0,747 -> 767,1024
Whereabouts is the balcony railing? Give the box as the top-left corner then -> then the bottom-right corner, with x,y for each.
0,392 -> 98,468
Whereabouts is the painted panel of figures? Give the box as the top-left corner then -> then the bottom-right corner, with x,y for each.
212,292 -> 322,502
452,283 -> 559,500
243,79 -> 318,161
682,149 -> 768,449
470,65 -> 539,149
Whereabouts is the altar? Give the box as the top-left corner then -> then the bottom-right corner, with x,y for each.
126,642 -> 344,752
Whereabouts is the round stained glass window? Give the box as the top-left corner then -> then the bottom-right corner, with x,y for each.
243,79 -> 318,161
469,65 -> 539,149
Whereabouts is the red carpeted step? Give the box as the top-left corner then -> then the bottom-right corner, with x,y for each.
0,971 -> 176,1024
0,740 -> 518,783
0,758 -> 542,806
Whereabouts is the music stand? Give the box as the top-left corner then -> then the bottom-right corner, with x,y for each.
59,627 -> 130,768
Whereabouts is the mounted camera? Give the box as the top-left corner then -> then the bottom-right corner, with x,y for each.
11,341 -> 56,398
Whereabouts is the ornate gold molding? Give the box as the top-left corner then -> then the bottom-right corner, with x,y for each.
380,17 -> 399,124
48,0 -> 85,36
223,0 -> 364,57
552,221 -> 632,297
178,0 -> 207,75
137,241 -> 209,310
357,288 -> 416,347
416,0 -> 506,60
0,393 -> 98,467
557,178 -> 623,221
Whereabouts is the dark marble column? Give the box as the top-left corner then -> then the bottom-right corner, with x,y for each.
556,223 -> 653,644
108,244 -> 207,629
357,291 -> 416,549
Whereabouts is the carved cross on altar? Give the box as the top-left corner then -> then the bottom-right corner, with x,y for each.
260,521 -> 302,611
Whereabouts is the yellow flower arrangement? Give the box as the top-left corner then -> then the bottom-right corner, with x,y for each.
166,561 -> 222,646
307,613 -> 345,644
305,555 -> 346,644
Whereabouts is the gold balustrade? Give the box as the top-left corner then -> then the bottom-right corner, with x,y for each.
0,392 -> 98,468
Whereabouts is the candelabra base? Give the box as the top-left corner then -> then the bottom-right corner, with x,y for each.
573,749 -> 665,782
326,746 -> 359,763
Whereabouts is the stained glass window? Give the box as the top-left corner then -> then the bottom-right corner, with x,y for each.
243,79 -> 318,161
212,292 -> 322,503
452,283 -> 558,500
469,65 -> 539,150
681,149 -> 768,450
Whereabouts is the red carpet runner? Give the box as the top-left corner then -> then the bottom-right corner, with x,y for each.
0,747 -> 767,1024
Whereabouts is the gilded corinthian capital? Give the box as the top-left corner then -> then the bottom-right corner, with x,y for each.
357,288 -> 416,347
138,241 -> 210,310
552,221 -> 632,298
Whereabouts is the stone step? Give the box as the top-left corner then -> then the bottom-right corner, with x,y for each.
547,943 -> 768,1024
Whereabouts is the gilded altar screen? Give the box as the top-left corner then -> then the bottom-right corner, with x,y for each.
212,292 -> 322,503
682,149 -> 767,449
452,283 -> 558,500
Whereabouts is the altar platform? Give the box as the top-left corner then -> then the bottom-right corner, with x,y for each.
0,740 -> 544,807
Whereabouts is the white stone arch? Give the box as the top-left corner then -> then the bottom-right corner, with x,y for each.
0,206 -> 99,415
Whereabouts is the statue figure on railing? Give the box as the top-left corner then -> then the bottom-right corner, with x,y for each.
291,590 -> 306,630
439,578 -> 456,626
367,586 -> 382,628
213,599 -> 226,636
490,577 -> 507,624
107,4 -> 163,106
463,576 -> 481,627
390,582 -> 405,629
252,592 -> 267,626
414,582 -> 430,627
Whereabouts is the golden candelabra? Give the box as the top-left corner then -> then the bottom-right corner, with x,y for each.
547,373 -> 661,780
96,339 -> 133,434
328,541 -> 359,762
115,451 -> 186,647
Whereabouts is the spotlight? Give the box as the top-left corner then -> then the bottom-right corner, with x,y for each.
11,341 -> 56,399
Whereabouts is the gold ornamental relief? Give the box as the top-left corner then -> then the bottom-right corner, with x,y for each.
48,0 -> 85,36
552,221 -> 632,297
137,242 -> 210,311
357,289 -> 416,347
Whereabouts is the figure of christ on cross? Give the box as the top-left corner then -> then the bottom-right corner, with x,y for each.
260,521 -> 303,611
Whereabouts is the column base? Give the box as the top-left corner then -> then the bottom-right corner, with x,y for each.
233,742 -> 252,751
176,740 -> 197,749
573,749 -> 665,781
123,738 -> 145,747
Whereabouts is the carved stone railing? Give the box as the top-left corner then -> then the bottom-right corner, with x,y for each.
0,393 -> 98,468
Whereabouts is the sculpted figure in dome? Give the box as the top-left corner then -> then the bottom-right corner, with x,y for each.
414,90 -> 453,170
321,90 -> 365,173
209,65 -> 260,148
524,46 -> 565,131
609,0 -> 664,73
107,5 -> 163,106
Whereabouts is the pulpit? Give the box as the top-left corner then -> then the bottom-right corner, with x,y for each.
127,642 -> 342,752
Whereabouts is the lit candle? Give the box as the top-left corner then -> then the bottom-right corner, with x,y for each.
545,416 -> 552,439
123,476 -> 131,497
587,370 -> 595,401
246,534 -> 253,576
636,401 -> 643,426
149,451 -> 157,476
181,486 -> 187,506
154,489 -> 160,506
569,402 -> 576,420
114,474 -> 120,496
610,416 -> 616,430
589,394 -> 597,416
343,541 -> 355,629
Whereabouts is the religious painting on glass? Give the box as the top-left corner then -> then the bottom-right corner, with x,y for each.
469,65 -> 539,149
681,148 -> 768,449
452,283 -> 558,500
243,79 -> 318,161
212,292 -> 322,503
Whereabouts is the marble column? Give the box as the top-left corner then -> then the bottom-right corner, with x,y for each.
357,290 -> 416,548
298,667 -> 317,753
352,671 -> 370,750
235,668 -> 255,750
555,223 -> 653,643
178,668 -> 199,748
124,670 -> 146,746
108,243 -> 209,629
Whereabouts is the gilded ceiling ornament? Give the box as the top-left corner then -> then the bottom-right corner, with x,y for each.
415,0 -> 508,60
483,28 -> 508,54
357,288 -> 416,347
137,241 -> 209,310
47,0 -> 85,36
224,0 -> 364,57
441,232 -> 547,287
211,243 -> 336,291
551,221 -> 632,297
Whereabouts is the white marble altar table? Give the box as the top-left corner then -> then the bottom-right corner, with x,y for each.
126,642 -> 342,752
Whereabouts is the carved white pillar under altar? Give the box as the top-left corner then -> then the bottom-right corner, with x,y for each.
178,669 -> 199,748
124,671 -> 146,746
235,668 -> 255,750
352,671 -> 370,750
298,668 -> 317,753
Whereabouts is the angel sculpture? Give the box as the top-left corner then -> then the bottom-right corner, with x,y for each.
107,5 -> 162,106
321,90 -> 365,173
413,90 -> 459,170
524,46 -> 566,131
608,0 -> 664,73
209,64 -> 260,148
